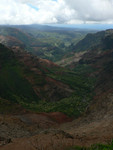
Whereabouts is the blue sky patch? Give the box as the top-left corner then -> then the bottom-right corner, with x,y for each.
28,4 -> 39,11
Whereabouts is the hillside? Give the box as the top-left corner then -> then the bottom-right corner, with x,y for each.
0,44 -> 72,104
0,25 -> 95,62
0,26 -> 36,50
70,29 -> 113,52
1,28 -> 113,150
60,29 -> 113,101
0,43 -> 94,118
58,29 -> 113,67
59,49 -> 113,150
0,44 -> 38,104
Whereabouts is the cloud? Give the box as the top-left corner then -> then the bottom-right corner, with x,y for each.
0,0 -> 39,24
65,0 -> 113,23
0,0 -> 113,24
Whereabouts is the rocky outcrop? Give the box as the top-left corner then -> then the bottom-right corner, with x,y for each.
0,137 -> 11,146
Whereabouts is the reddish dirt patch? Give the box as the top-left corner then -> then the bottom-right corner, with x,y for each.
41,112 -> 73,124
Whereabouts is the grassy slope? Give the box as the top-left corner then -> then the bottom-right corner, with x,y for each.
69,29 -> 113,53
65,143 -> 113,150
0,26 -> 33,45
25,65 -> 96,117
55,31 -> 106,66
0,44 -> 38,105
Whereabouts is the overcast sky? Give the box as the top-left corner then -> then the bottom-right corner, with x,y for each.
0,0 -> 113,25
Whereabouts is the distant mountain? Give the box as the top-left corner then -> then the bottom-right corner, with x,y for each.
8,24 -> 96,31
69,29 -> 113,52
0,25 -> 94,62
0,26 -> 35,48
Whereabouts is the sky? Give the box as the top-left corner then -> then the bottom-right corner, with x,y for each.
1,0 -> 113,25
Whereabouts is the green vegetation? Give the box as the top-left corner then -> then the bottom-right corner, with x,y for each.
69,31 -> 105,52
65,142 -> 113,150
22,94 -> 91,117
22,64 -> 96,117
69,29 -> 113,54
0,26 -> 90,62
0,63 -> 38,103
0,44 -> 94,117
0,42 -> 96,117
0,26 -> 33,45
25,30 -> 87,62
47,65 -> 96,95
0,44 -> 38,104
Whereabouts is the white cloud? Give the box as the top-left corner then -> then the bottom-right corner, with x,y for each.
0,0 -> 39,24
65,0 -> 113,23
0,0 -> 113,24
